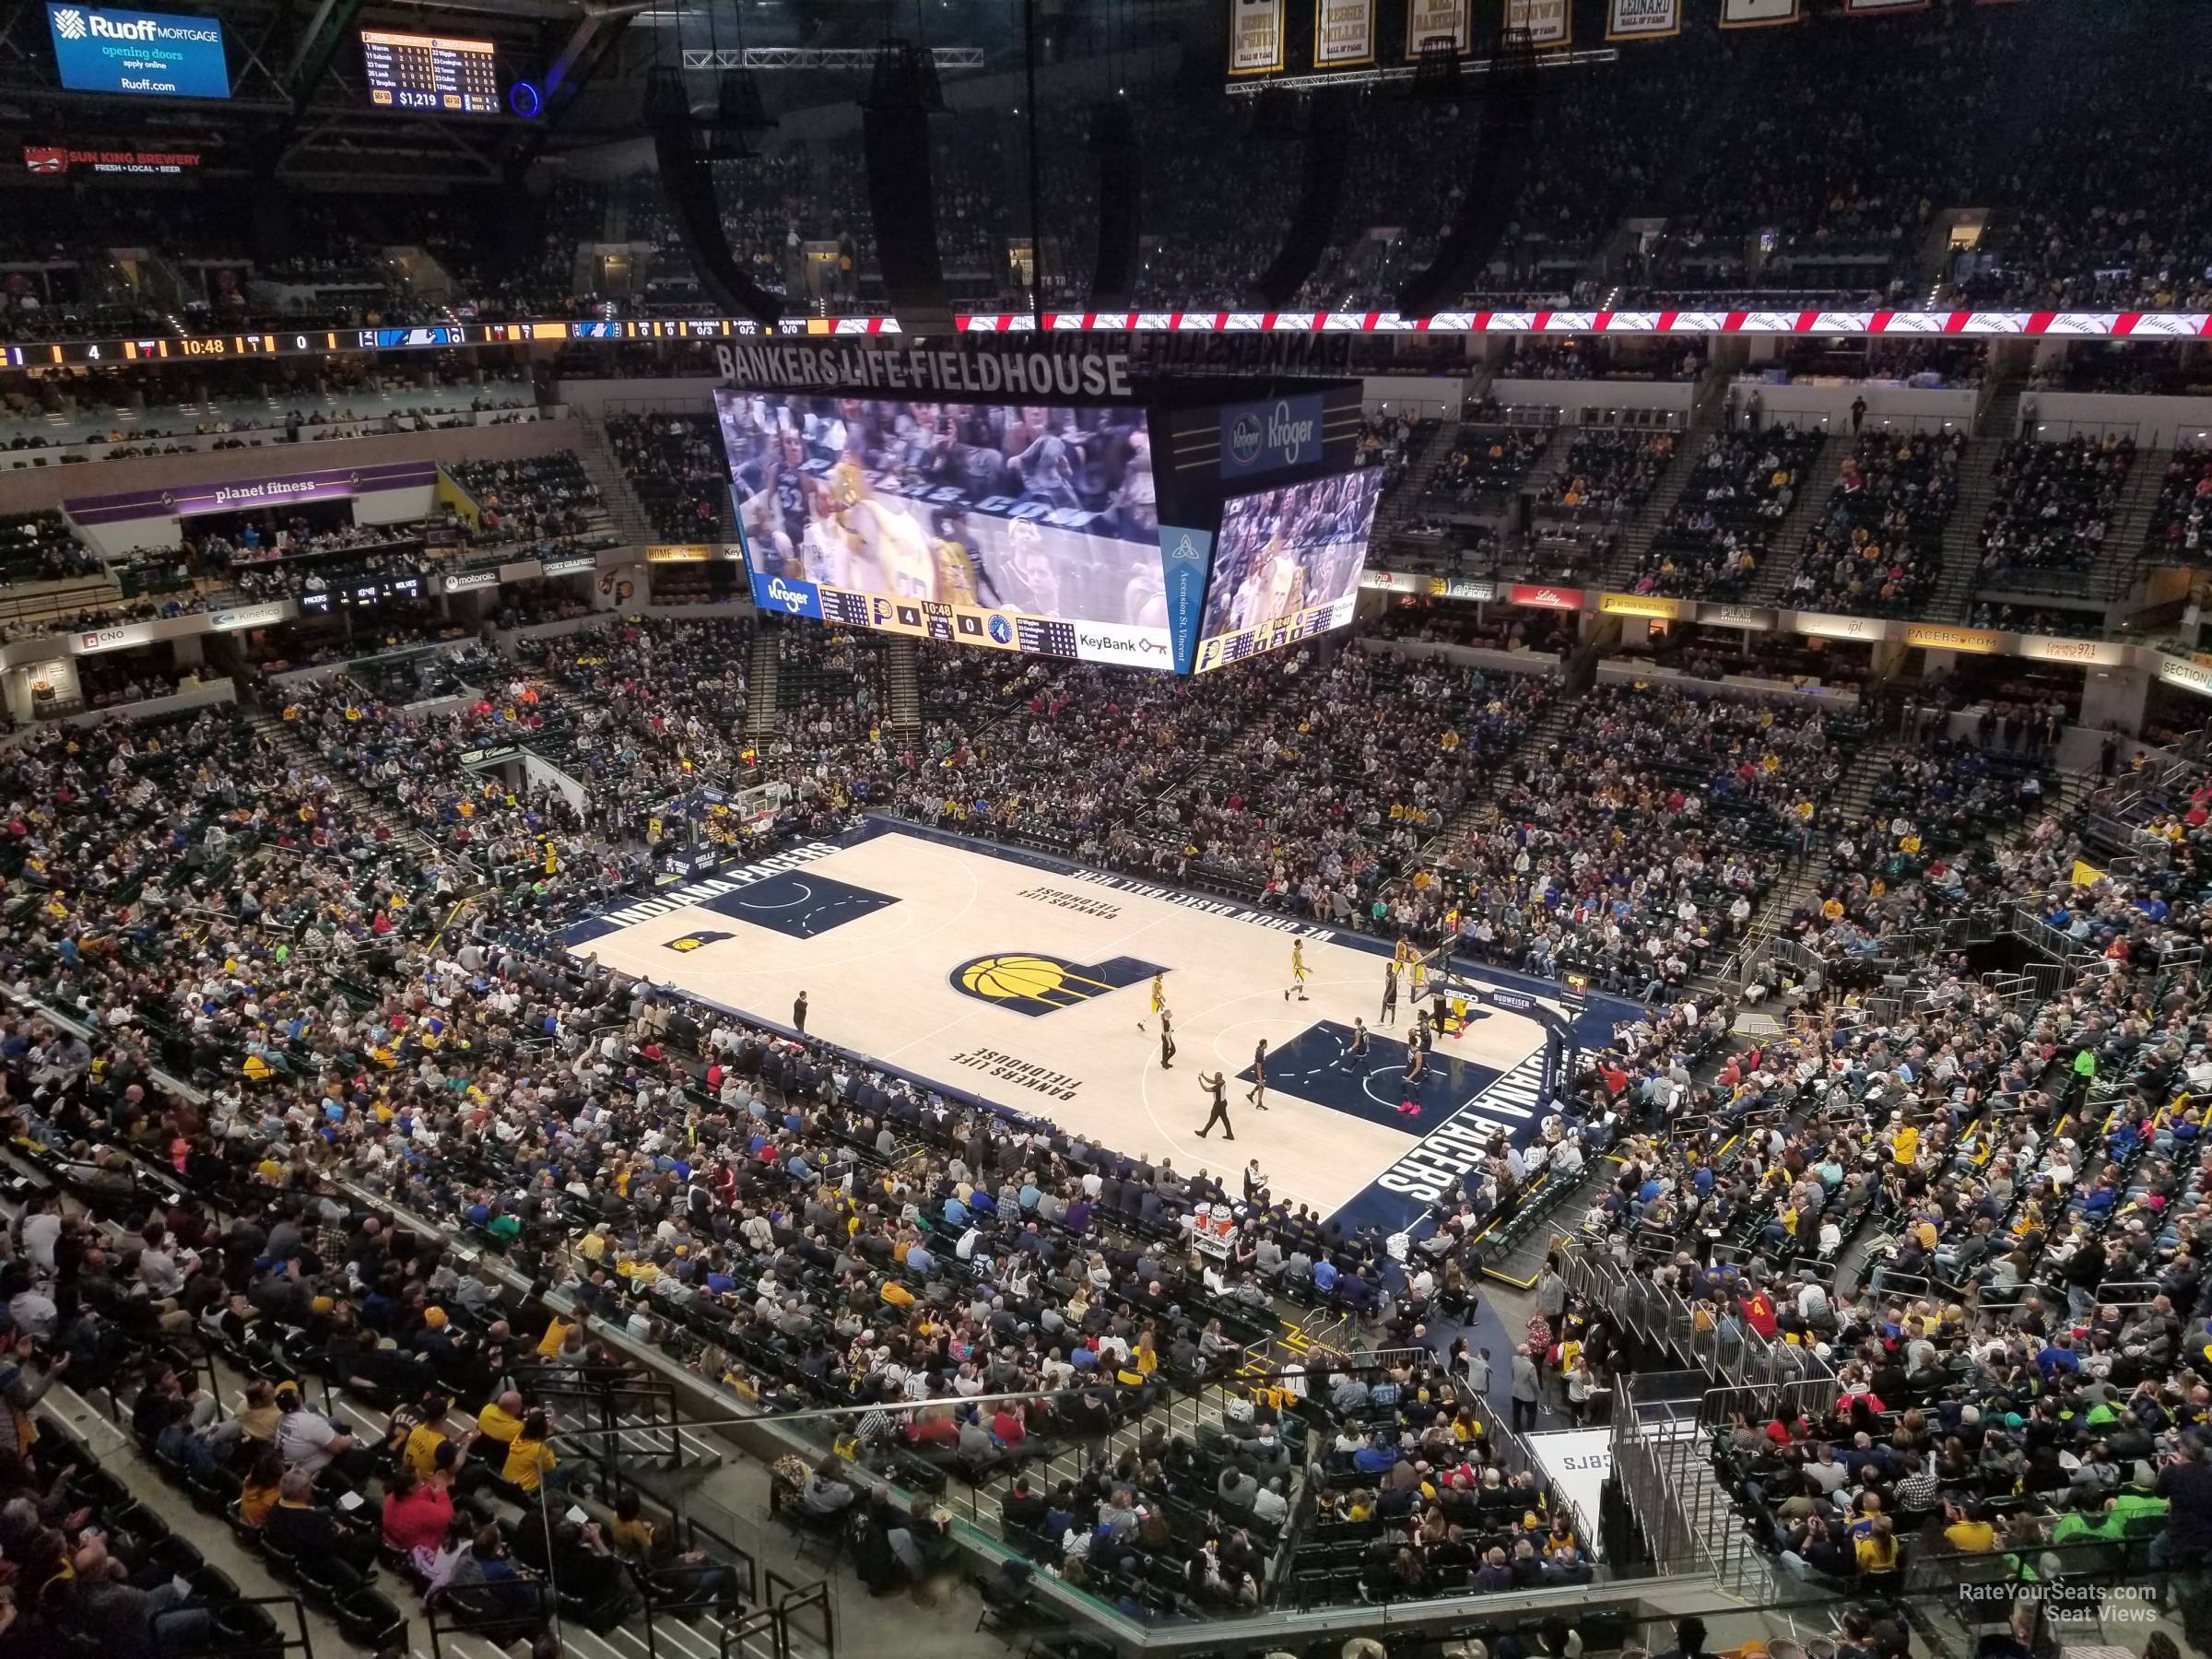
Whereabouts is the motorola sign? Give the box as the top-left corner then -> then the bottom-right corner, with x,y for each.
47,4 -> 229,98
1218,393 -> 1326,480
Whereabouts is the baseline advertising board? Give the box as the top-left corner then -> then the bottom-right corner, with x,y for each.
46,3 -> 228,98
717,391 -> 1176,669
1192,468 -> 1383,673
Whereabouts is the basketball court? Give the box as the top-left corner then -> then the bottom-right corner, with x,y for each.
560,820 -> 1585,1234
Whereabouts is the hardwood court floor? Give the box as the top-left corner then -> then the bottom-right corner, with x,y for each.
572,823 -> 1548,1224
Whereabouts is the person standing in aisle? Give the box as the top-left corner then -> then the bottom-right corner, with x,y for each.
1194,1070 -> 1233,1141
1511,1347 -> 1540,1431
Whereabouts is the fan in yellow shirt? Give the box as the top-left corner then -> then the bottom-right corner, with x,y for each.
501,1408 -> 559,1492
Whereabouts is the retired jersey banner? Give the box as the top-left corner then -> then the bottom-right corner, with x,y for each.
1406,0 -> 1469,55
1607,0 -> 1678,38
1315,0 -> 1373,65
1231,0 -> 1285,73
1504,0 -> 1569,45
1721,0 -> 1799,23
1843,0 -> 1928,10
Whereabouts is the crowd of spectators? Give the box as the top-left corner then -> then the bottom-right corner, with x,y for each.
2146,443 -> 2212,564
1625,428 -> 1823,601
1431,683 -> 1864,998
447,453 -> 608,551
4,541 -> 2212,1646
1534,428 -> 1677,522
1975,435 -> 2137,588
606,413 -> 734,543
1782,429 -> 1966,618
1424,427 -> 1551,512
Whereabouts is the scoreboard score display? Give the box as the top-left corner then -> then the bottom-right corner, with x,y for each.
361,29 -> 499,113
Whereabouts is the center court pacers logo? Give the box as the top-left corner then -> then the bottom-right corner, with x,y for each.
663,930 -> 735,953
951,952 -> 1161,1018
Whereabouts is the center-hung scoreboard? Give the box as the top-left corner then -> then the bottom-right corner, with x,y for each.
711,340 -> 1376,677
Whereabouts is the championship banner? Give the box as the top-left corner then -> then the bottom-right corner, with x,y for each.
1406,0 -> 1469,56
1721,0 -> 1800,23
1231,0 -> 1285,74
1315,0 -> 1373,65
1606,0 -> 1678,39
1504,0 -> 1568,46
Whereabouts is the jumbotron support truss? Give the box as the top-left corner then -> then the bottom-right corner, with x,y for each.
678,45 -> 984,71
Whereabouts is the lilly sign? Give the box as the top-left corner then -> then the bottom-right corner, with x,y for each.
47,4 -> 229,98
1218,393 -> 1324,481
748,570 -> 823,620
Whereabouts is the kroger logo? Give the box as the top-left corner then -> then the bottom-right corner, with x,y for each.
1228,413 -> 1264,466
1265,400 -> 1315,463
1221,394 -> 1324,477
51,6 -> 84,36
765,577 -> 811,614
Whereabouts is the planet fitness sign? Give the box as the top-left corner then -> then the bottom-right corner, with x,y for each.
64,460 -> 437,526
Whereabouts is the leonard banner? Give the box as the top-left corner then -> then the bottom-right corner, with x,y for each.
1230,0 -> 1285,73
1159,524 -> 1216,676
1607,0 -> 1679,39
1406,0 -> 1468,55
1315,0 -> 1373,65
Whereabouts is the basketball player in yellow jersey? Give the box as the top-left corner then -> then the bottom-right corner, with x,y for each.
1265,541 -> 1308,622
1283,939 -> 1309,1002
1139,971 -> 1164,1032
1409,952 -> 1429,1005
834,463 -> 936,601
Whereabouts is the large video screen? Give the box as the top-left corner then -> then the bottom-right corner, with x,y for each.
1192,468 -> 1384,673
717,392 -> 1171,668
47,3 -> 229,99
361,29 -> 500,115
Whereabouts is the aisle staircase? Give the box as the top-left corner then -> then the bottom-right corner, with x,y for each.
577,418 -> 662,549
744,629 -> 782,737
246,706 -> 446,868
1417,695 -> 1572,868
1593,405 -> 1711,590
885,637 -> 923,733
1929,423 -> 2017,623
1744,436 -> 1854,606
1371,420 -> 1457,544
